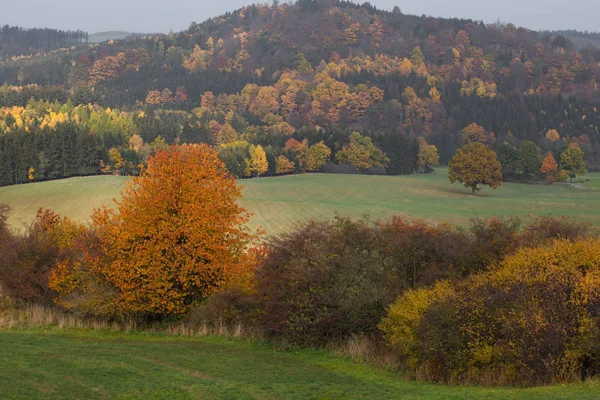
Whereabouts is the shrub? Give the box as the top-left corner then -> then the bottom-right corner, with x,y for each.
379,281 -> 455,373
187,287 -> 261,330
256,217 -> 471,346
0,208 -> 81,305
257,218 -> 388,345
381,239 -> 600,386
522,215 -> 594,247
469,217 -> 521,269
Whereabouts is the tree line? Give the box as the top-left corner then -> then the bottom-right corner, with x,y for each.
0,25 -> 88,59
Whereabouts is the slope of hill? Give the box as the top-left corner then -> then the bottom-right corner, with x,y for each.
2,170 -> 600,235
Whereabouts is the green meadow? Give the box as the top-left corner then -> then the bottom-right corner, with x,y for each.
0,328 -> 597,400
1,169 -> 599,235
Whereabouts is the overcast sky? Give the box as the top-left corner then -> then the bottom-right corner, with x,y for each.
5,0 -> 600,34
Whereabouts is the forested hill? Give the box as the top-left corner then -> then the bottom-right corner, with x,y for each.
1,0 -> 600,186
0,25 -> 88,59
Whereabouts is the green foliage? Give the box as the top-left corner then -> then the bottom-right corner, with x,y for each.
218,140 -> 252,178
561,144 -> 587,182
517,141 -> 542,180
3,1 -> 600,186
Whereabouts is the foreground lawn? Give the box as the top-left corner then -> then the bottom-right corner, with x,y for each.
0,328 -> 596,399
2,169 -> 600,234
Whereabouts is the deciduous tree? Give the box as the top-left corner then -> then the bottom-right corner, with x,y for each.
560,143 -> 587,182
517,141 -> 542,180
540,152 -> 558,183
417,138 -> 439,173
449,142 -> 502,194
247,144 -> 269,177
275,155 -> 295,174
335,132 -> 389,171
304,141 -> 331,172
52,144 -> 256,316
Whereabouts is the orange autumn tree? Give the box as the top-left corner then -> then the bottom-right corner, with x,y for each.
540,151 -> 558,183
53,144 -> 257,317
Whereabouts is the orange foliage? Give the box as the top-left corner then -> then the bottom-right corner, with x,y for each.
52,144 -> 258,316
540,151 -> 558,182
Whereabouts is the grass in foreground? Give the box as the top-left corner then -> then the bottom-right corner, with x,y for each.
2,169 -> 600,234
0,327 -> 597,400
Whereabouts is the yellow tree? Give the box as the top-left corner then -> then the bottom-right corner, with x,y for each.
109,148 -> 124,175
546,129 -> 560,142
247,145 -> 269,177
145,90 -> 161,105
276,155 -> 295,175
417,138 -> 439,173
305,141 -> 332,172
335,132 -> 389,171
449,142 -> 502,194
128,134 -> 144,152
461,123 -> 490,144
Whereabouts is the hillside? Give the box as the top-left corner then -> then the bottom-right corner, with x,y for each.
2,170 -> 600,235
0,0 -> 599,187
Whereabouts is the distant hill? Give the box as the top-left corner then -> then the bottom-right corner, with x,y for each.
87,31 -> 136,44
544,30 -> 600,50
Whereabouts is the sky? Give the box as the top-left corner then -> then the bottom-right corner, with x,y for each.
5,0 -> 600,34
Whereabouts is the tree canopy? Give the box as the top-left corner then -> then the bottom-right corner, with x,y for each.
449,142 -> 503,194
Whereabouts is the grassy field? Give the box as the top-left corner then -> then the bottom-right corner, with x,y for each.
0,328 -> 597,400
1,169 -> 600,235
582,172 -> 600,190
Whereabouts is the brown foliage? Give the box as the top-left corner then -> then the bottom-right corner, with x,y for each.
0,208 -> 81,305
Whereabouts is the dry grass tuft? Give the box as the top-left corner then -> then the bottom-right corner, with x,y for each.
0,296 -> 262,340
333,334 -> 399,370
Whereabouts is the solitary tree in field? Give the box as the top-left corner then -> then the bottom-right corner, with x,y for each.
56,144 -> 256,316
560,143 -> 587,182
449,142 -> 502,194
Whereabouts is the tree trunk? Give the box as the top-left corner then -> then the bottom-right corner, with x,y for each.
472,186 -> 476,194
